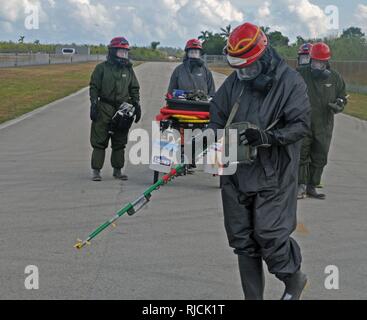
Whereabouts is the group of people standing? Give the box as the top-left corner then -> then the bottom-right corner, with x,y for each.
87,21 -> 347,300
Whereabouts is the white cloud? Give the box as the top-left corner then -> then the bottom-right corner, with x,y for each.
356,4 -> 367,32
0,21 -> 13,33
193,0 -> 244,24
66,0 -> 114,37
287,0 -> 328,38
105,0 -> 244,46
0,0 -> 44,22
258,1 -> 271,19
0,0 -> 26,22
162,0 -> 183,14
47,0 -> 56,8
249,0 -> 331,40
0,0 -> 359,47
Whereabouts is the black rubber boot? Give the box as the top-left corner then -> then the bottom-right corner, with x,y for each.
297,184 -> 307,200
113,168 -> 128,180
281,270 -> 308,300
306,185 -> 325,199
238,254 -> 265,300
92,169 -> 102,181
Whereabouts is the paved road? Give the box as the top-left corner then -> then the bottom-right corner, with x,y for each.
0,62 -> 366,300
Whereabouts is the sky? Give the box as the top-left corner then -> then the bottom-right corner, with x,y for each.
0,0 -> 366,47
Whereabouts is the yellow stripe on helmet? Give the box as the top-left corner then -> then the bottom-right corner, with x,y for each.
227,27 -> 261,55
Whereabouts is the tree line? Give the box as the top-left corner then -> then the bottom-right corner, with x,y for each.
1,26 -> 365,61
198,25 -> 367,61
0,39 -> 184,61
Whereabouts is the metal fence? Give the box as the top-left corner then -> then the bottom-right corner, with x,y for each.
287,59 -> 367,93
0,53 -> 105,68
204,55 -> 367,94
203,54 -> 227,66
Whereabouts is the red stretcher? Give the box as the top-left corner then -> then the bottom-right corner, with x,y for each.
151,99 -> 211,183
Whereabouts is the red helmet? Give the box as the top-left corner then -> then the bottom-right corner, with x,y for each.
108,37 -> 130,50
310,42 -> 331,61
225,22 -> 268,68
185,39 -> 202,51
298,43 -> 313,55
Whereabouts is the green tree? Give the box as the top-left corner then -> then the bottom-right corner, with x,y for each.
268,31 -> 289,47
198,30 -> 212,42
296,36 -> 306,46
150,41 -> 160,50
201,33 -> 226,55
260,26 -> 270,35
220,25 -> 232,39
159,46 -> 184,58
341,27 -> 365,39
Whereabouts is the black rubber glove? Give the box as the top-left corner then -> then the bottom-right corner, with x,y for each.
90,101 -> 98,121
134,102 -> 142,123
239,128 -> 275,147
328,98 -> 345,114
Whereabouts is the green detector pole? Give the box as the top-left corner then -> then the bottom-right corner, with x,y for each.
74,164 -> 185,250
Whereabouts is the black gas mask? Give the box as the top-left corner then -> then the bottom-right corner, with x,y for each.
235,47 -> 274,93
108,48 -> 131,67
185,49 -> 204,70
298,54 -> 311,66
188,58 -> 204,70
310,59 -> 331,80
252,73 -> 274,93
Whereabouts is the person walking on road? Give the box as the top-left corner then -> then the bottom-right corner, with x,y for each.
209,22 -> 311,300
297,42 -> 348,199
89,37 -> 141,181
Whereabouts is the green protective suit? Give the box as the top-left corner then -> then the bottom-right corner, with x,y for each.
90,59 -> 140,170
298,66 -> 347,186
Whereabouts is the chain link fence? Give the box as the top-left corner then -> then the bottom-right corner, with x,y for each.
203,54 -> 227,66
204,55 -> 367,94
0,53 -> 105,68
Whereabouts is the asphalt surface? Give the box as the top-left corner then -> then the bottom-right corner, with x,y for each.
0,62 -> 366,300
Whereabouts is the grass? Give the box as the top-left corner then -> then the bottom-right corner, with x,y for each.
0,61 -> 142,124
344,92 -> 367,121
210,66 -> 367,121
210,66 -> 233,77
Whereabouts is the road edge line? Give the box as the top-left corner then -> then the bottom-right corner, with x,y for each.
0,63 -> 147,131
0,87 -> 89,131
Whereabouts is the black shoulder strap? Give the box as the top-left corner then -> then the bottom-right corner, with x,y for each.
225,84 -> 245,128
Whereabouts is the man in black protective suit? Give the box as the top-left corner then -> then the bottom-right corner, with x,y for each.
297,42 -> 348,200
167,39 -> 215,97
209,22 -> 311,300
